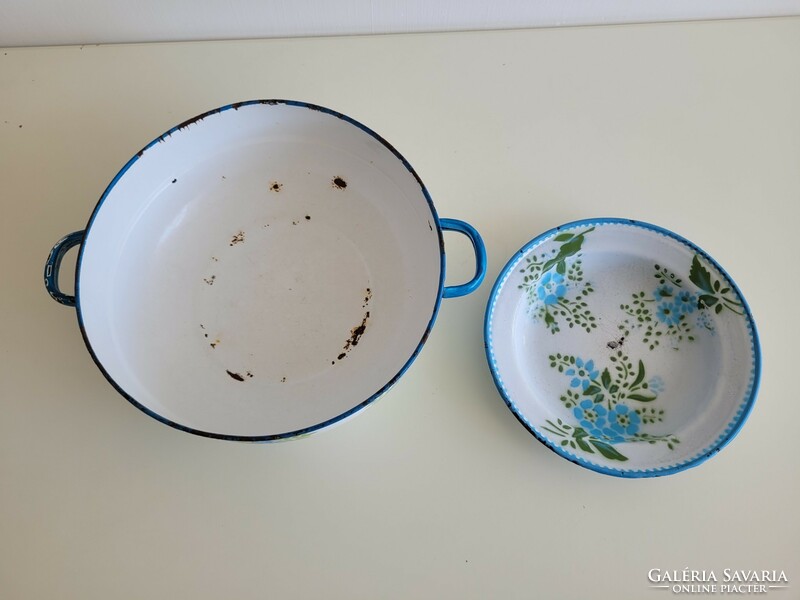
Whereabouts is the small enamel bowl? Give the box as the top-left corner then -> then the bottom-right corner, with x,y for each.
485,218 -> 760,477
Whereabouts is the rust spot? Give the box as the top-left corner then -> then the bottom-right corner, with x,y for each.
332,176 -> 347,190
305,215 -> 311,220
204,333 -> 208,338
18,124 -> 22,129
211,256 -> 219,262
607,336 -> 625,350
362,287 -> 372,308
281,376 -> 287,382
419,328 -> 431,346
428,220 -> 433,231
221,175 -> 226,179
171,178 -> 177,184
246,371 -> 254,378
292,221 -> 298,226
227,370 -> 245,382
210,339 -> 220,349
200,324 -> 205,329
203,275 -> 216,285
230,231 -> 245,246
338,311 -> 370,360
270,181 -> 283,192
260,100 -> 280,105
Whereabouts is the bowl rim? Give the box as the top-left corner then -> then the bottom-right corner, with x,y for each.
73,99 -> 448,442
484,217 -> 762,478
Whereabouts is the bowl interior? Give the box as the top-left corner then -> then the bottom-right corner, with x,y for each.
78,102 -> 442,437
487,220 -> 758,475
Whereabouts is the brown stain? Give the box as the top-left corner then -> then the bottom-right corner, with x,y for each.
269,181 -> 283,192
230,231 -> 245,246
226,370 -> 245,382
339,311 -> 370,357
362,287 -> 372,308
332,176 -> 347,190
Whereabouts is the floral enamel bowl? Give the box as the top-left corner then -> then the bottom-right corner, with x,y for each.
45,100 -> 486,441
485,218 -> 760,477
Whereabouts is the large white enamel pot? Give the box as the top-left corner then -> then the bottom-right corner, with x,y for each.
45,100 -> 486,441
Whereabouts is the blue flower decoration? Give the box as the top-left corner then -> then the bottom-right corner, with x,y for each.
696,309 -> 715,332
565,357 -> 599,391
596,428 -> 626,444
608,404 -> 641,437
536,271 -> 567,306
573,400 -> 608,431
653,284 -> 674,301
656,302 -> 681,326
647,375 -> 665,394
675,290 -> 696,314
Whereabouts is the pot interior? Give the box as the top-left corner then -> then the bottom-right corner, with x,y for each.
78,102 -> 442,437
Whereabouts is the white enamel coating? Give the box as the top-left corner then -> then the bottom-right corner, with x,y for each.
487,221 -> 758,475
78,103 -> 442,437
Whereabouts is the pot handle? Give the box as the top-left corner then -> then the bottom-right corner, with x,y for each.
44,230 -> 85,307
440,218 -> 487,298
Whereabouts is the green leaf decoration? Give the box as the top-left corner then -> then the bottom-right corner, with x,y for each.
601,368 -> 612,389
628,393 -> 656,402
689,255 -> 714,293
540,228 -> 594,273
583,384 -> 601,396
556,260 -> 566,275
631,360 -> 646,388
715,304 -> 723,314
576,437 -> 594,453
573,427 -> 589,439
553,233 -> 574,242
698,294 -> 718,309
591,440 -> 628,461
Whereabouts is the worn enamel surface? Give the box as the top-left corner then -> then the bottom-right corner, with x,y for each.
485,218 -> 760,477
63,101 -> 484,439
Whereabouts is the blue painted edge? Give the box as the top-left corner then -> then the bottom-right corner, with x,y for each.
45,230 -> 85,306
72,99 -> 463,442
440,218 -> 487,298
484,217 -> 762,478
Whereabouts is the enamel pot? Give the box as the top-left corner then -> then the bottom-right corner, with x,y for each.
45,100 -> 486,441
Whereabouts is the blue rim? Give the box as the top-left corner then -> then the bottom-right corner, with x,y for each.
484,217 -> 762,478
73,99 -> 451,442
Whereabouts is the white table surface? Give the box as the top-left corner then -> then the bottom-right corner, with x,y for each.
2,17 -> 799,599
